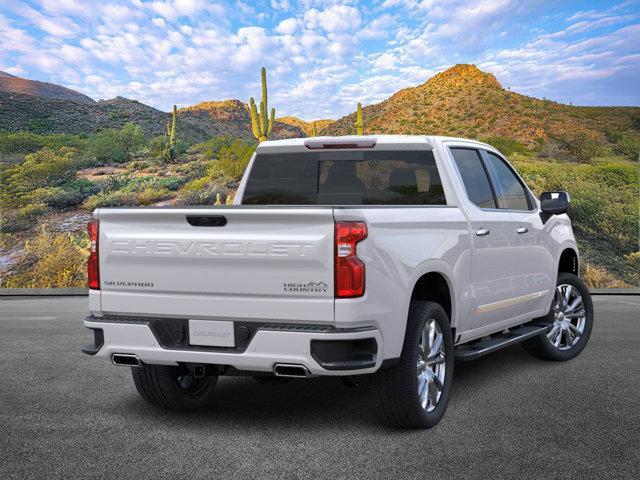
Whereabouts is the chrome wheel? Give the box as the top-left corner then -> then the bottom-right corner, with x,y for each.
417,318 -> 446,412
547,284 -> 586,351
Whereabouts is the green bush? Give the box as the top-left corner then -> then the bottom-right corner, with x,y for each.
88,123 -> 144,162
614,133 -> 640,160
30,179 -> 98,209
174,186 -> 225,206
514,158 -> 639,285
0,203 -> 47,233
481,136 -> 531,156
0,131 -> 87,154
1,227 -> 89,288
27,117 -> 54,134
0,147 -> 81,208
554,132 -> 603,162
82,187 -> 172,210
148,135 -> 166,157
192,136 -> 256,163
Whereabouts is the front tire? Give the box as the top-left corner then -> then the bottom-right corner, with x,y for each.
370,301 -> 454,429
523,272 -> 594,361
131,364 -> 218,410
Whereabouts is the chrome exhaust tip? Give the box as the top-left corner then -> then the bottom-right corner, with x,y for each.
273,363 -> 310,378
111,353 -> 142,367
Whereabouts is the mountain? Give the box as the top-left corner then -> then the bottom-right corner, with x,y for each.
276,116 -> 334,136
0,83 -> 302,142
0,91 -> 209,141
0,71 -> 94,104
322,64 -> 639,147
179,100 -> 303,140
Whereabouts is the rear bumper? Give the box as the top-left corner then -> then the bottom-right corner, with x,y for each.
83,316 -> 382,376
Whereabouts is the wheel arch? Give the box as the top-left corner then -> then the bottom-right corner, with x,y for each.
410,271 -> 454,330
558,247 -> 579,276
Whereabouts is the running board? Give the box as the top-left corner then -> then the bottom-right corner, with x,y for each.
454,325 -> 547,361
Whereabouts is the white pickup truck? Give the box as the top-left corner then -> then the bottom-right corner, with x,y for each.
83,135 -> 593,428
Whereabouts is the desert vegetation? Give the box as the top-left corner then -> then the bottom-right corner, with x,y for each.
1,64 -> 638,288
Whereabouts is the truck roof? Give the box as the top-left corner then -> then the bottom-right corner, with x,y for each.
256,135 -> 495,153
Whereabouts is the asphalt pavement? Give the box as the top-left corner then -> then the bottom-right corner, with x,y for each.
1,295 -> 638,479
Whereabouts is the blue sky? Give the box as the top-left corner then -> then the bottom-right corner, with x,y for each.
0,0 -> 638,120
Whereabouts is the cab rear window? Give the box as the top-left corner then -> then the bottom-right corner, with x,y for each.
242,150 -> 446,205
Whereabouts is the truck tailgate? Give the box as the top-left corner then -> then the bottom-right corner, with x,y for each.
96,207 -> 335,323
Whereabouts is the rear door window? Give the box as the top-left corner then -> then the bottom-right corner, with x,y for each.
449,148 -> 496,209
242,150 -> 446,205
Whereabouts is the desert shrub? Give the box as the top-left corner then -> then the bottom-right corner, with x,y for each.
26,117 -> 54,134
156,176 -> 185,191
102,173 -> 134,192
88,123 -> 144,163
30,179 -> 98,209
192,136 -> 255,166
174,159 -> 207,181
2,227 -> 89,288
0,147 -> 80,208
215,144 -> 254,178
581,263 -> 629,288
614,133 -> 640,160
82,187 -> 172,210
0,131 -> 87,154
148,135 -> 166,157
514,158 -> 638,286
0,203 -> 47,233
148,135 -> 189,162
125,160 -> 152,171
481,136 -> 530,156
82,191 -> 139,209
174,186 -> 228,206
551,132 -> 603,162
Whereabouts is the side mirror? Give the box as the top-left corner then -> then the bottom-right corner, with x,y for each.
540,191 -> 569,215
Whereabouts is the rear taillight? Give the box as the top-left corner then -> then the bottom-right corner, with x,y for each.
335,221 -> 367,298
87,219 -> 100,290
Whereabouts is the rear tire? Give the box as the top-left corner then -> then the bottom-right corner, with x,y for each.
131,364 -> 218,410
522,272 -> 593,361
370,301 -> 454,429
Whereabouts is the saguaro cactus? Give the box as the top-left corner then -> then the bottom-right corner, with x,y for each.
165,104 -> 177,161
249,67 -> 275,142
355,102 -> 363,135
310,122 -> 317,137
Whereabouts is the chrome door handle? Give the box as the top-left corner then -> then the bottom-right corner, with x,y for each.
516,227 -> 528,234
475,228 -> 490,237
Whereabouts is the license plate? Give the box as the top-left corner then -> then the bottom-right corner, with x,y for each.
188,320 -> 235,347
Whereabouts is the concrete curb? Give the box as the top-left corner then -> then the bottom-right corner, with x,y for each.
1,288 -> 638,296
590,288 -> 640,295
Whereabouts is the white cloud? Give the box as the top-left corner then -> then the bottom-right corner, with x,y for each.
152,17 -> 166,28
9,3 -> 80,37
372,52 -> 397,70
358,13 -> 396,39
1,65 -> 26,76
271,0 -> 291,11
304,5 -> 361,33
276,17 -> 298,35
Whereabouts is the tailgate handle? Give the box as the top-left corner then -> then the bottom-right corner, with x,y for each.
186,215 -> 227,227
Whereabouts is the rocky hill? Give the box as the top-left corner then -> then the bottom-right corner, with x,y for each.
0,91 -> 301,143
179,100 -> 303,140
0,71 -> 94,104
276,116 -> 334,136
323,64 -> 640,147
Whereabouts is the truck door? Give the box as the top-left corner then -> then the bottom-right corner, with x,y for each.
448,147 -> 554,332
